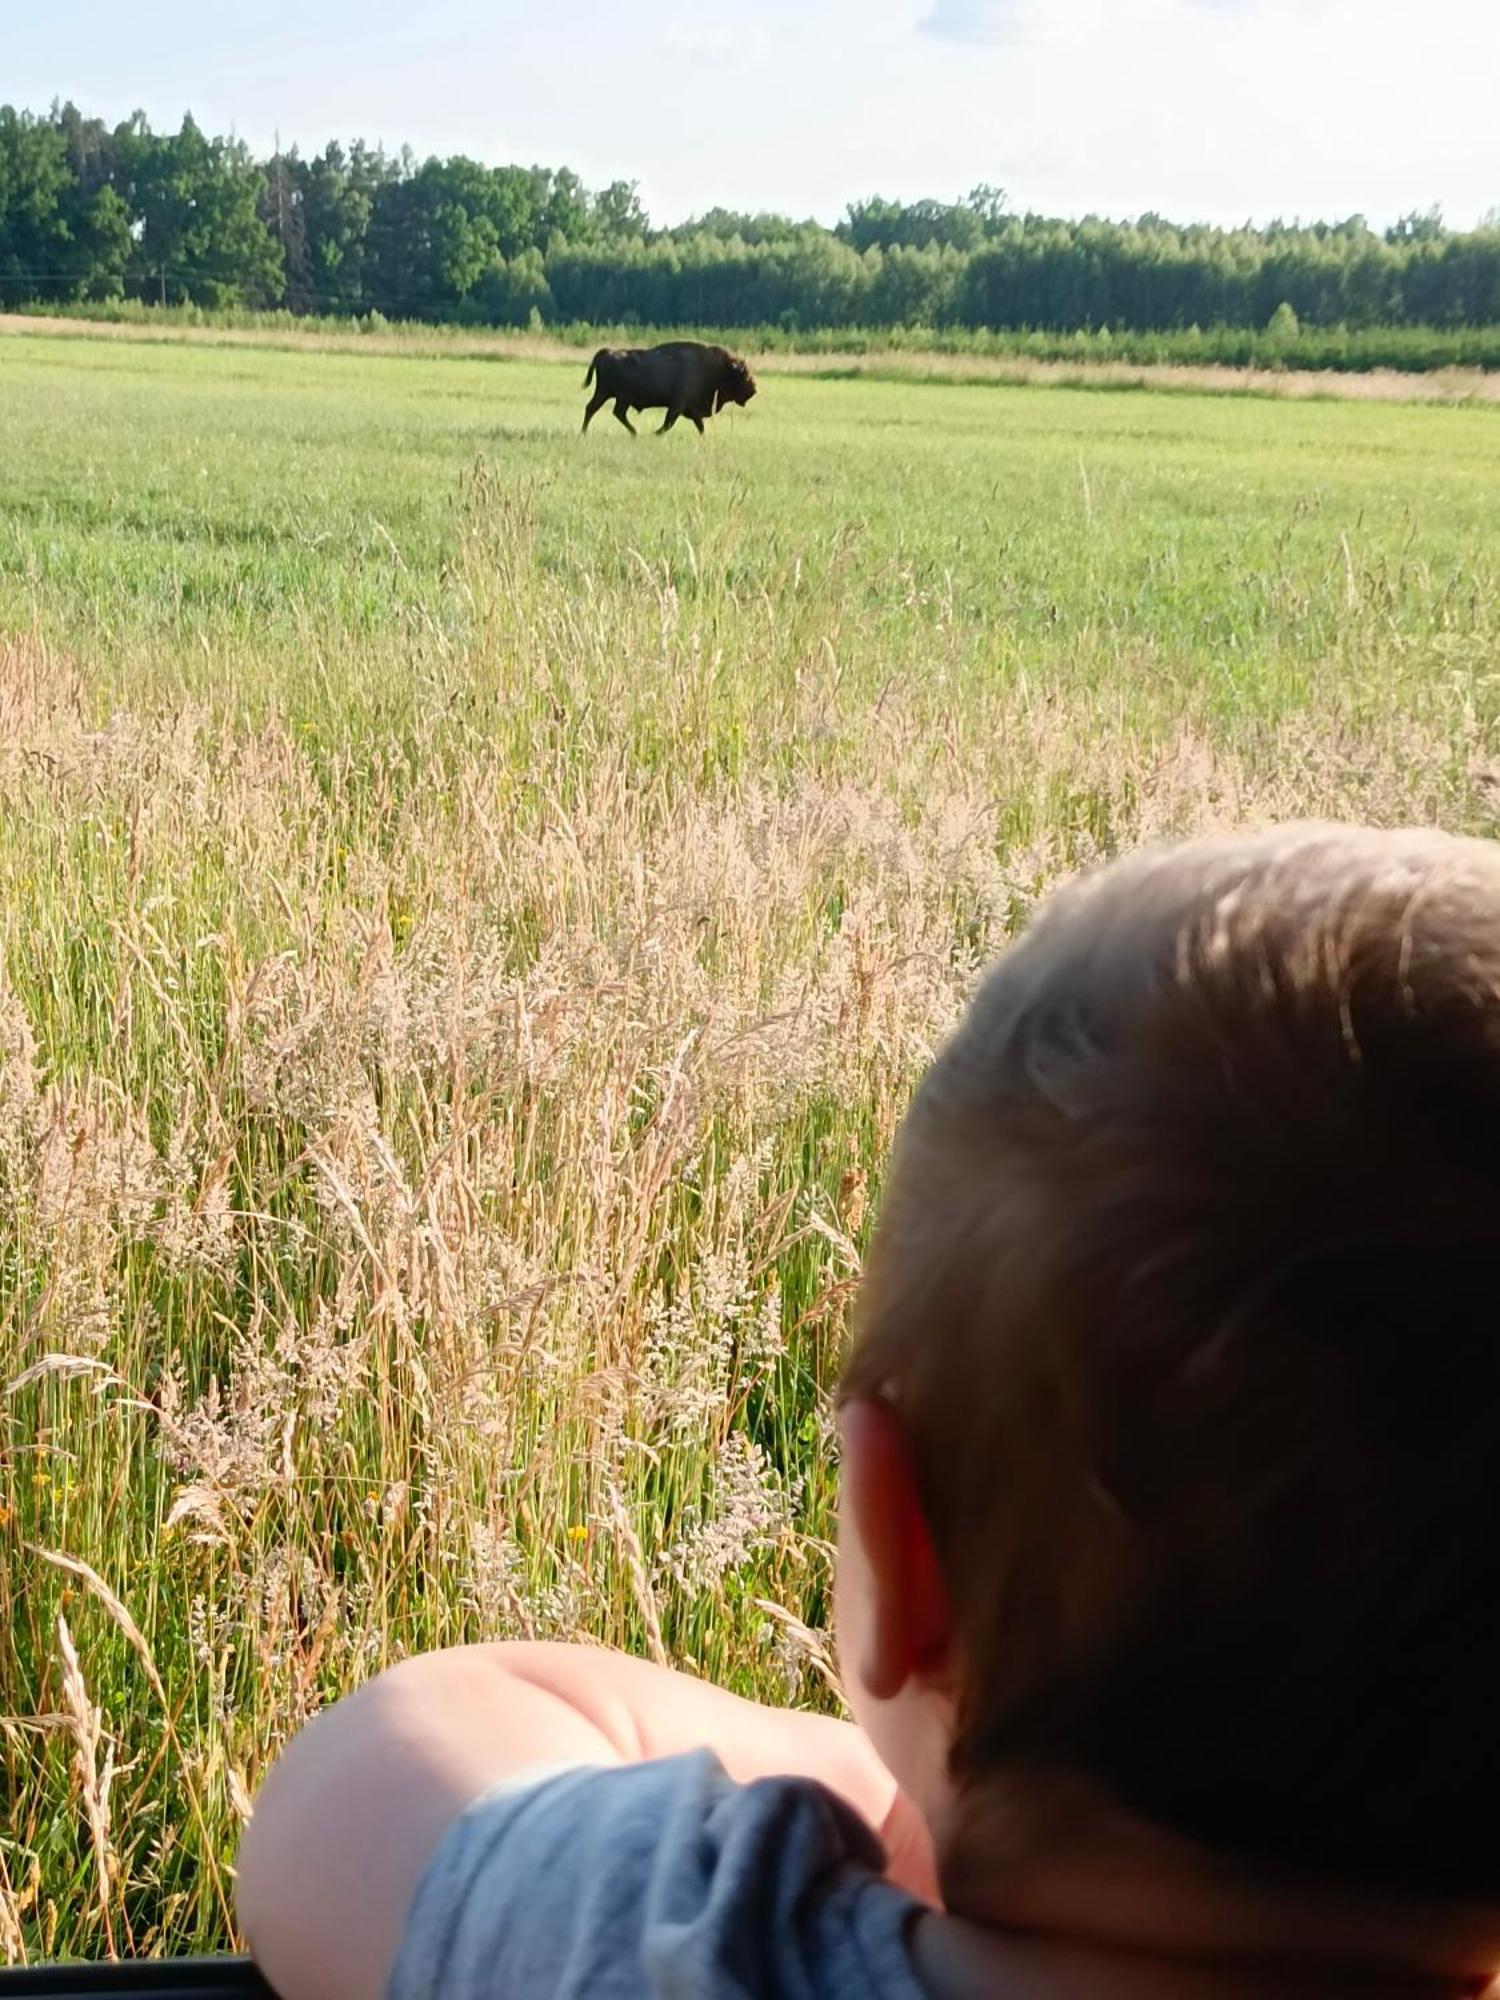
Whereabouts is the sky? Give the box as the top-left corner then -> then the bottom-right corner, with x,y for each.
3,0 -> 1498,232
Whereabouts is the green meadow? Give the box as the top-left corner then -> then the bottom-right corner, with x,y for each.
0,328 -> 1497,1959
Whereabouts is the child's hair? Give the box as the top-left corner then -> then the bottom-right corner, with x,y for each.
842,823 -> 1500,1904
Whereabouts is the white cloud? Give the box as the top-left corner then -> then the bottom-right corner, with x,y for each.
662,22 -> 771,65
919,0 -> 1032,44
920,0 -> 1258,50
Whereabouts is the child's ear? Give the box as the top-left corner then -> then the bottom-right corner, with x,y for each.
839,1397 -> 953,1701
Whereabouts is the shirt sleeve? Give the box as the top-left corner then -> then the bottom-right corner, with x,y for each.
385,1748 -> 922,2000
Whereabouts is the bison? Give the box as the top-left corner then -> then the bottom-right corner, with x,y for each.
581,341 -> 756,437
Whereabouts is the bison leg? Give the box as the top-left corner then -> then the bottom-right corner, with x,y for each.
657,408 -> 682,434
690,415 -> 705,436
612,400 -> 638,436
581,391 -> 608,434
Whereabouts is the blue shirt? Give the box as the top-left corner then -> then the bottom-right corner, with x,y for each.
387,1749 -> 931,1998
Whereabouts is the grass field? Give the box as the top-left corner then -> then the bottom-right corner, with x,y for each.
1,328 -> 1498,1962
10,309 -> 1500,405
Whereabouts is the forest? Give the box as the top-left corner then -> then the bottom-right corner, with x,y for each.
3,100 -> 1499,337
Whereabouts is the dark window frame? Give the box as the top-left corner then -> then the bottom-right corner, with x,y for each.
0,1960 -> 271,1997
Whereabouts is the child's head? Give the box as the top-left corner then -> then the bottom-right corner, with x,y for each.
836,824 -> 1500,1914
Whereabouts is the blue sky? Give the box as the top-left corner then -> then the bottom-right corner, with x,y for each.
4,0 -> 1497,229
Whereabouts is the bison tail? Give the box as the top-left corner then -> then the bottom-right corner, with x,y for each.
583,351 -> 603,389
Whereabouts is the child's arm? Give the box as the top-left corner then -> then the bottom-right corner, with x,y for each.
236,1642 -> 936,2000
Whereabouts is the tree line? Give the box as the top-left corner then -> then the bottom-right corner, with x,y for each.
4,101 -> 1499,336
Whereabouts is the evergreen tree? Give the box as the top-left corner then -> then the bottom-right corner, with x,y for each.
1,96 -> 1498,338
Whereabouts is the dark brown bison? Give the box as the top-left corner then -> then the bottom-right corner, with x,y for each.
581,341 -> 756,437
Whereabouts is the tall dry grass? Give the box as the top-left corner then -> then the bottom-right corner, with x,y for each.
1,432 -> 1498,1960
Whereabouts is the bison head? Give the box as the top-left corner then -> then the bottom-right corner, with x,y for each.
715,355 -> 757,413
